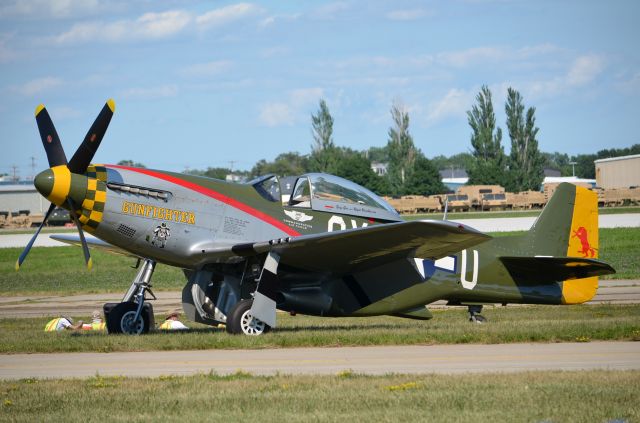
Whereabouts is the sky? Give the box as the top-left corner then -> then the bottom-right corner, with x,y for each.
1,0 -> 639,178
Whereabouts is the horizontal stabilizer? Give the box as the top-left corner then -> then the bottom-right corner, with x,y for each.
500,256 -> 615,284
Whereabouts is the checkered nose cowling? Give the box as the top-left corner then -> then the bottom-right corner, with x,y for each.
33,164 -> 107,233
77,165 -> 108,232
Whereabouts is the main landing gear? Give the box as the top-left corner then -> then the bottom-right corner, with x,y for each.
226,299 -> 271,336
105,259 -> 157,335
468,305 -> 487,323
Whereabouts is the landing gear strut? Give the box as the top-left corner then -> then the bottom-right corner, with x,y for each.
105,259 -> 157,334
468,305 -> 486,323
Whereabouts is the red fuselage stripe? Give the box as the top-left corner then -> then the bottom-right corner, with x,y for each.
108,165 -> 300,236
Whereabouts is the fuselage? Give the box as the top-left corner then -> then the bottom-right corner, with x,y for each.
35,165 -> 600,319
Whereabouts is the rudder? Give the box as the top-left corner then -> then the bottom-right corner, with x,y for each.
527,183 -> 599,303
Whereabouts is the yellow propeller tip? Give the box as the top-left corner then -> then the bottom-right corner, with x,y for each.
15,260 -> 20,272
35,104 -> 45,117
107,99 -> 115,113
87,258 -> 93,271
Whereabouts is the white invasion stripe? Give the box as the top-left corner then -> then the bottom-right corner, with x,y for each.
263,251 -> 280,273
435,256 -> 455,272
413,258 -> 425,279
251,291 -> 277,328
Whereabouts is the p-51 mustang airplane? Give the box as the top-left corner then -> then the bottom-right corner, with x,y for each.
17,100 -> 615,335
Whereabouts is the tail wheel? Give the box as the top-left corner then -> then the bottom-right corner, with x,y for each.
226,299 -> 271,336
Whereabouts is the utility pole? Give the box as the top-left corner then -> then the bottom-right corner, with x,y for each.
29,156 -> 36,181
11,165 -> 19,182
569,161 -> 577,177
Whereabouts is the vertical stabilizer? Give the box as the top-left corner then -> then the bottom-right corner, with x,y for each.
527,183 -> 599,303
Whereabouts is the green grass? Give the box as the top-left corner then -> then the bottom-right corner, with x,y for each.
0,227 -> 636,296
0,247 -> 184,295
405,206 -> 640,220
1,371 -> 638,422
1,304 -> 638,353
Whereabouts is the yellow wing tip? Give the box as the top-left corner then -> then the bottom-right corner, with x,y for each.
15,260 -> 20,272
35,104 -> 45,117
106,99 -> 115,113
87,257 -> 93,271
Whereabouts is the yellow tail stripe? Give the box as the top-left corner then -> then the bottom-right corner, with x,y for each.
562,186 -> 599,304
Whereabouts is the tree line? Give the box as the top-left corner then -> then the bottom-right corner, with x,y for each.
124,87 -> 638,196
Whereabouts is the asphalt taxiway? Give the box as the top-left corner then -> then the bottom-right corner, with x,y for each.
0,342 -> 638,379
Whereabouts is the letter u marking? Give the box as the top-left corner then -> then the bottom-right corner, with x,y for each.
460,249 -> 479,289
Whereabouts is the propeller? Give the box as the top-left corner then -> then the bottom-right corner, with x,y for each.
15,100 -> 115,271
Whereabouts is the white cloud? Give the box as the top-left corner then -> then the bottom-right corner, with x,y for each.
121,84 -> 179,100
312,2 -> 350,19
51,10 -> 191,44
259,103 -> 293,127
14,76 -> 63,96
525,54 -> 606,98
259,87 -> 324,127
567,54 -> 605,86
195,3 -> 260,29
436,47 -> 506,67
426,88 -> 473,125
387,9 -> 431,21
290,88 -> 324,107
179,60 -> 233,77
0,33 -> 15,63
0,0 -> 105,19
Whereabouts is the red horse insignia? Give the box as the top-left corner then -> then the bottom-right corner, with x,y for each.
572,226 -> 597,257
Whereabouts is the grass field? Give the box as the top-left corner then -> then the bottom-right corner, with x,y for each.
404,205 -> 640,221
0,227 -> 637,296
1,304 -> 638,353
1,371 -> 638,422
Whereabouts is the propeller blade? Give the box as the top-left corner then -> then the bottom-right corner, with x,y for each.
67,201 -> 93,270
68,99 -> 115,174
67,199 -> 93,271
15,203 -> 56,271
35,104 -> 68,167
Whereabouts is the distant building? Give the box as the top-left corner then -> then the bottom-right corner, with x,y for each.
0,183 -> 50,214
543,168 -> 561,177
542,176 -> 596,188
371,162 -> 388,176
439,168 -> 468,192
594,154 -> 640,189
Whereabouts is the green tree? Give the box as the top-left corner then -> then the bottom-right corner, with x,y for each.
505,87 -> 544,191
117,160 -> 146,168
403,155 -> 446,195
466,85 -> 506,185
386,103 -> 417,195
251,152 -> 309,177
334,149 -> 387,194
431,152 -> 475,175
309,99 -> 339,173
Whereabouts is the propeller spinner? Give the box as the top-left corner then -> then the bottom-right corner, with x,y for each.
15,100 -> 115,271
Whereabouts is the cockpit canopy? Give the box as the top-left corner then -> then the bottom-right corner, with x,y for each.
289,173 -> 401,221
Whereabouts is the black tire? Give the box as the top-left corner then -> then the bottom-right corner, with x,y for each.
106,302 -> 150,335
225,299 -> 271,336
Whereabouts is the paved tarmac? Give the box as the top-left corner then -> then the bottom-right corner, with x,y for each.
0,342 -> 637,379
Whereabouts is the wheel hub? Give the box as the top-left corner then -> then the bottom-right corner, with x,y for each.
121,310 -> 144,335
240,309 -> 266,335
